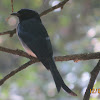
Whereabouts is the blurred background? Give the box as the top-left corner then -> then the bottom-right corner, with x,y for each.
0,0 -> 100,100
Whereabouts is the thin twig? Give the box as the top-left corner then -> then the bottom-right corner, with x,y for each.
11,0 -> 14,12
0,60 -> 34,85
83,60 -> 100,100
40,0 -> 69,16
0,0 -> 69,37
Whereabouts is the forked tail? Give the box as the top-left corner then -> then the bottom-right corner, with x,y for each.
41,57 -> 77,96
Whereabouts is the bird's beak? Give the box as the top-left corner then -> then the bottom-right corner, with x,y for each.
11,12 -> 20,17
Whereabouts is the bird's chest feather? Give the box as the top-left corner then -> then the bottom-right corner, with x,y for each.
21,40 -> 37,57
17,27 -> 37,57
19,36 -> 37,57
17,19 -> 53,58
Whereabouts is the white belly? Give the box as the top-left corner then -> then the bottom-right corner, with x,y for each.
17,35 -> 37,57
23,44 -> 37,57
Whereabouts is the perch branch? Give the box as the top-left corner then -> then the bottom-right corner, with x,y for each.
0,52 -> 100,87
83,60 -> 100,100
0,46 -> 33,59
0,0 -> 69,37
0,46 -> 100,62
0,46 -> 100,86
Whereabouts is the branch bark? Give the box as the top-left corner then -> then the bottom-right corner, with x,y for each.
83,60 -> 100,100
0,0 -> 69,37
0,46 -> 100,61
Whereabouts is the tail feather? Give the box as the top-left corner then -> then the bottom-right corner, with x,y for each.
40,57 -> 77,96
49,64 -> 62,92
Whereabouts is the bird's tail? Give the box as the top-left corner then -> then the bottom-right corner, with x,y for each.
41,57 -> 77,96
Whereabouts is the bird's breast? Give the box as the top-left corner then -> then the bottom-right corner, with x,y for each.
17,33 -> 37,57
23,45 -> 37,57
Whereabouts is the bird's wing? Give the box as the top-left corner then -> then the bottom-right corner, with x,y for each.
17,18 -> 53,59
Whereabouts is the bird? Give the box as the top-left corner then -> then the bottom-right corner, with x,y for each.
11,9 -> 77,96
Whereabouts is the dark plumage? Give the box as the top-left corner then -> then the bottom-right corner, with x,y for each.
11,9 -> 77,96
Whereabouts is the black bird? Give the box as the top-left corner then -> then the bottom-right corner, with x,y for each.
11,9 -> 77,96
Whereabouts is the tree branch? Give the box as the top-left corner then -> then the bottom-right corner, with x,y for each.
0,60 -> 34,85
0,0 -> 69,37
40,0 -> 69,16
0,46 -> 100,62
83,60 -> 100,100
0,45 -> 100,86
0,29 -> 16,37
0,51 -> 99,87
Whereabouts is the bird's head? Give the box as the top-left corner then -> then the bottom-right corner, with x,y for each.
11,9 -> 41,22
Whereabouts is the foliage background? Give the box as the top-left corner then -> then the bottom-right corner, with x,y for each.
0,0 -> 100,100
